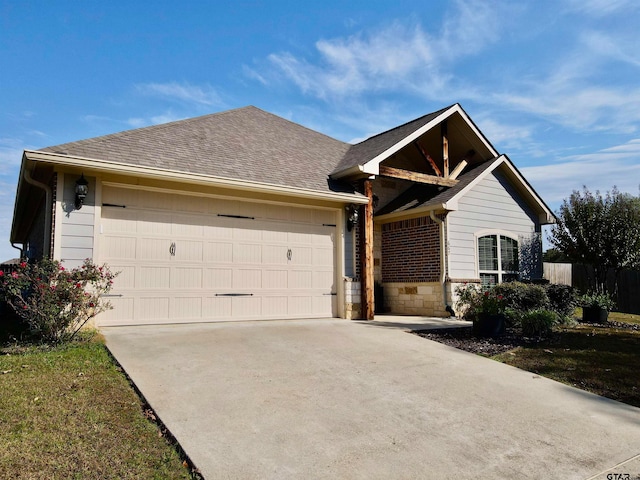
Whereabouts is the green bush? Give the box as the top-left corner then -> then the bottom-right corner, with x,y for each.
0,259 -> 117,344
493,282 -> 550,312
544,284 -> 577,320
521,309 -> 557,337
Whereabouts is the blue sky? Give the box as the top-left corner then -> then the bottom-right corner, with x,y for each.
1,0 -> 639,261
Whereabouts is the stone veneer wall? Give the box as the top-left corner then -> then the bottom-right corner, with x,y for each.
343,278 -> 361,320
383,282 -> 448,317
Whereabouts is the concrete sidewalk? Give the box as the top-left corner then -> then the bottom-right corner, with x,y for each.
103,318 -> 640,479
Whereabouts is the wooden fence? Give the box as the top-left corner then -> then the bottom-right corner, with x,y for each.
545,262 -> 640,315
543,263 -> 571,286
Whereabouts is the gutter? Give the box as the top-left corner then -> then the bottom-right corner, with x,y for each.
25,150 -> 368,206
23,166 -> 52,258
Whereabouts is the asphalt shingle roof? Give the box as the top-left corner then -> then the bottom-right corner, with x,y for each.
41,106 -> 352,194
332,105 -> 453,174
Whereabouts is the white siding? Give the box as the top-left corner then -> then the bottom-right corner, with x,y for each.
447,170 -> 539,279
59,175 -> 96,269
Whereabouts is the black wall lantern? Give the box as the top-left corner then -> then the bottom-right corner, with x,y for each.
346,204 -> 359,231
75,174 -> 89,209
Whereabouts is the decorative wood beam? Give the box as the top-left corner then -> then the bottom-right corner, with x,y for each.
414,141 -> 442,177
379,165 -> 458,187
449,160 -> 467,180
360,179 -> 375,320
441,120 -> 449,178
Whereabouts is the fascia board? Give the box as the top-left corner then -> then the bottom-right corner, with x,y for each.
23,150 -> 369,205
359,104 -> 499,176
374,204 -> 448,224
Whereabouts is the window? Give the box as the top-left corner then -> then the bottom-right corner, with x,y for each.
478,234 -> 519,288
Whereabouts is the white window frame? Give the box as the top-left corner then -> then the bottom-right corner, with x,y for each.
475,231 -> 519,287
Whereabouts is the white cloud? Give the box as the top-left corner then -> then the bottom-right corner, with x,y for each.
0,138 -> 25,174
522,139 -> 640,205
562,0 -> 638,16
136,81 -> 224,107
262,1 -> 509,101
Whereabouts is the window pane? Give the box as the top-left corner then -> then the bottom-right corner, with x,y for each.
478,236 -> 498,270
500,236 -> 519,272
480,273 -> 498,289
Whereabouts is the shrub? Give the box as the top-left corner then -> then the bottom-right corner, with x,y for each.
493,282 -> 550,312
544,284 -> 578,321
521,309 -> 557,337
580,292 -> 616,311
0,259 -> 117,344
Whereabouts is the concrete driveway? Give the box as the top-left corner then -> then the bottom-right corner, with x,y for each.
103,318 -> 640,480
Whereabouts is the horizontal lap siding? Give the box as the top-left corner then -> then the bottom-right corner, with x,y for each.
60,175 -> 95,269
447,171 -> 538,279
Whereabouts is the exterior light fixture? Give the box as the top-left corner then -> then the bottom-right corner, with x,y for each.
346,204 -> 359,231
75,174 -> 89,209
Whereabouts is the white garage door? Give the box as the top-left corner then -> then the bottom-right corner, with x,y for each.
97,186 -> 337,325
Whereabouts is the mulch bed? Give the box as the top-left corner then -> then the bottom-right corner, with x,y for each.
413,320 -> 640,357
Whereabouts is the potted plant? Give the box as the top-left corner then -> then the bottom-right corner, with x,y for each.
473,290 -> 507,337
580,292 -> 615,324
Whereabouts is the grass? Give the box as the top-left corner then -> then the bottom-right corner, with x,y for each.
493,311 -> 640,408
0,334 -> 194,480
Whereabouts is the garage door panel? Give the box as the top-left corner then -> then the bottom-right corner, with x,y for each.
313,270 -> 334,290
204,242 -> 233,262
103,236 -> 136,260
112,265 -> 136,289
138,297 -> 170,320
204,223 -> 234,240
139,213 -> 172,235
289,296 -> 312,315
232,296 -> 261,316
233,269 -> 262,289
174,240 -> 203,262
263,270 -> 287,289
172,214 -> 204,237
138,238 -> 169,260
203,296 -> 232,317
136,267 -> 170,289
290,247 -> 312,265
172,267 -> 203,289
203,268 -> 233,289
171,297 -> 202,319
262,245 -> 287,264
289,270 -> 313,289
99,186 -> 337,324
234,243 -> 261,263
262,296 -> 288,316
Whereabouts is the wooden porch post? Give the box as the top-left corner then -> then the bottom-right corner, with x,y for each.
360,179 -> 375,320
441,120 -> 449,178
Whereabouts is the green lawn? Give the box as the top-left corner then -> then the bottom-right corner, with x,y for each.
493,311 -> 640,408
0,335 -> 195,479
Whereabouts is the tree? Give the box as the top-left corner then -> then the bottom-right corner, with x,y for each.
548,186 -> 640,294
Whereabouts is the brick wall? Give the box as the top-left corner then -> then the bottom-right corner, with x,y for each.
381,216 -> 441,283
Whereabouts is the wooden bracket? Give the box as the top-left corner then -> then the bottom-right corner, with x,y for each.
379,165 -> 458,187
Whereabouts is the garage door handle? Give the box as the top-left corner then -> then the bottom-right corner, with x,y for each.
287,249 -> 292,261
169,242 -> 176,256
215,293 -> 254,297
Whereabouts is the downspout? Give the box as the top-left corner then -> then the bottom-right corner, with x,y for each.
23,167 -> 52,258
429,211 -> 450,315
11,243 -> 24,259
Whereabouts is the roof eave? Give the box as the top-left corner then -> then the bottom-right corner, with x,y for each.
23,149 -> 369,205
